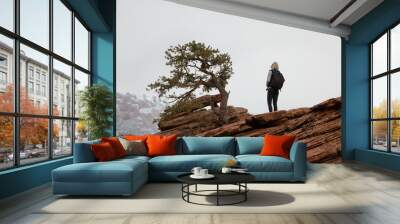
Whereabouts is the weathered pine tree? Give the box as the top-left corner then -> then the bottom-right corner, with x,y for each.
148,41 -> 233,123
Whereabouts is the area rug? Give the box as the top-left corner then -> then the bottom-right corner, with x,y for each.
37,183 -> 361,214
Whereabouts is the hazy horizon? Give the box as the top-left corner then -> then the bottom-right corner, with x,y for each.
117,0 -> 341,114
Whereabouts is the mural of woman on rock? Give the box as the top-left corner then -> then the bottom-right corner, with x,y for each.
143,41 -> 341,163
116,0 -> 342,163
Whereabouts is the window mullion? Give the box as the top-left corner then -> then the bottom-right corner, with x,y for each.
71,10 -> 76,155
13,0 -> 20,167
48,0 -> 54,160
388,31 -> 391,152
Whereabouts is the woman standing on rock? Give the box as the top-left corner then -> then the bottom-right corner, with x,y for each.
266,62 -> 285,112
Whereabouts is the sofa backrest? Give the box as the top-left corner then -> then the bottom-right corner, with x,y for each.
235,137 -> 264,155
178,137 -> 236,155
73,139 -> 100,163
74,137 -> 267,161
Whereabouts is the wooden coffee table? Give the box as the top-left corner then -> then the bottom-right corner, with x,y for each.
177,173 -> 255,206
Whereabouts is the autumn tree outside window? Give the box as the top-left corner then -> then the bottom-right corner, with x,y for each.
0,0 -> 91,170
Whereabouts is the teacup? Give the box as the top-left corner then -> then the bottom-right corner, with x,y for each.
199,169 -> 208,176
191,167 -> 202,176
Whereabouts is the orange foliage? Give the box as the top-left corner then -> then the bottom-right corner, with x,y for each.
0,85 -> 59,149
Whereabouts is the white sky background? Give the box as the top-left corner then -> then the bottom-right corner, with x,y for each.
117,0 -> 341,114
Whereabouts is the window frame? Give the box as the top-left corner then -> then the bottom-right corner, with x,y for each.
370,21 -> 400,154
0,0 -> 92,171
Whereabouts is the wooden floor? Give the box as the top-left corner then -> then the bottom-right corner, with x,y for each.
1,162 -> 400,224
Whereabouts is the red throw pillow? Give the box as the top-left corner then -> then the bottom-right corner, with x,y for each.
146,135 -> 177,157
124,135 -> 148,141
101,137 -> 127,158
91,142 -> 117,161
260,135 -> 296,159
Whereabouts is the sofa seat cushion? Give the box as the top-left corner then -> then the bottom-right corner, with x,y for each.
149,154 -> 235,172
236,155 -> 293,172
53,159 -> 147,183
117,155 -> 150,162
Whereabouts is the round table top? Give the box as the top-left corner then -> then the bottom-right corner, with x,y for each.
177,172 -> 255,185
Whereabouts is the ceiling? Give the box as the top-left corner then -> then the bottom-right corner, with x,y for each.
165,0 -> 384,38
228,0 -> 352,23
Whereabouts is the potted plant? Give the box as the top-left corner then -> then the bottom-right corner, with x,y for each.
79,84 -> 113,140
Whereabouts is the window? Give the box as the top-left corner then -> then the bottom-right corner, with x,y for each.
0,1 -> 91,170
0,55 -> 7,67
35,70 -> 41,81
53,0 -> 72,60
75,18 -> 89,70
20,0 -> 49,48
0,116 -> 13,170
28,81 -> 34,94
53,119 -> 72,158
53,59 -> 72,117
370,23 -> 400,153
28,67 -> 34,80
74,69 -> 89,118
0,71 -> 6,84
42,85 -> 46,97
0,0 -> 14,31
0,34 -> 13,113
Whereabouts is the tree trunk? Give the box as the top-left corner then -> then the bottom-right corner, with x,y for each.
218,89 -> 229,124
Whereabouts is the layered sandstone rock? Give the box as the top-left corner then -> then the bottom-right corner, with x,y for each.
158,96 -> 342,163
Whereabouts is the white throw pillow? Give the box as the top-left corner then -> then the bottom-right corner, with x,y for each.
118,137 -> 147,156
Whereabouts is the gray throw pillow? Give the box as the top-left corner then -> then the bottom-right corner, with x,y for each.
119,138 -> 147,156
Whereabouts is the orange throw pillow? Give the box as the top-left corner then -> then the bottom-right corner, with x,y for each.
146,135 -> 177,157
260,135 -> 296,159
101,137 -> 127,158
124,135 -> 148,141
91,142 -> 117,161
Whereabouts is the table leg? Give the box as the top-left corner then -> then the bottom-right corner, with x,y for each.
195,184 -> 198,192
187,184 -> 190,202
245,183 -> 247,201
217,184 -> 219,206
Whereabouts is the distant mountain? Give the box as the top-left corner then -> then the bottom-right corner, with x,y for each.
116,92 -> 164,135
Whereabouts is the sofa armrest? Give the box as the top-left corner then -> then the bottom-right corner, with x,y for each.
73,140 -> 100,163
289,141 -> 307,182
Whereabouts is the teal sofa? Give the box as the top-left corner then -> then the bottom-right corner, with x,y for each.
52,137 -> 306,196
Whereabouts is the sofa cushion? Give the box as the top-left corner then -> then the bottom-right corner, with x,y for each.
260,135 -> 296,159
149,154 -> 235,172
235,137 -> 263,155
179,137 -> 235,155
91,142 -> 118,161
53,158 -> 147,183
101,137 -> 127,158
119,138 -> 147,156
147,135 -> 177,157
236,155 -> 293,172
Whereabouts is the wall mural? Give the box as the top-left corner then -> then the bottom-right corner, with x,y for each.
117,0 -> 341,163
118,41 -> 341,163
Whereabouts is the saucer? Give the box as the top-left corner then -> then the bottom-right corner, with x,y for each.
190,174 -> 215,179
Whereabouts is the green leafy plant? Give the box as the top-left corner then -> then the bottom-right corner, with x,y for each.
79,84 -> 113,140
